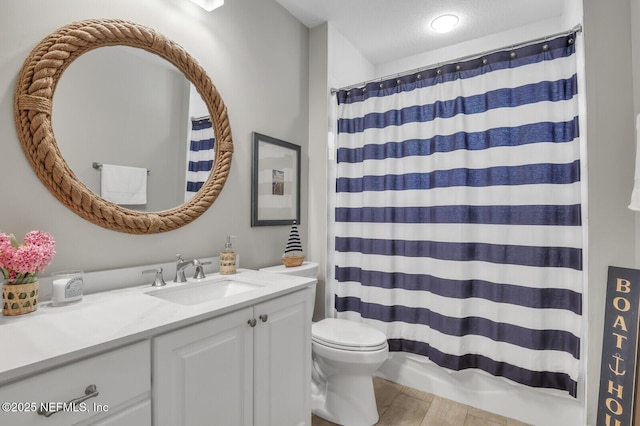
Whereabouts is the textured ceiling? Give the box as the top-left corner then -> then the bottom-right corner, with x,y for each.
276,0 -> 565,65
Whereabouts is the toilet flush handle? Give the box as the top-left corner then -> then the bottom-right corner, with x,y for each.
259,314 -> 268,322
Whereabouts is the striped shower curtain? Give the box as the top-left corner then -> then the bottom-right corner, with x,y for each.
333,33 -> 582,397
185,117 -> 215,200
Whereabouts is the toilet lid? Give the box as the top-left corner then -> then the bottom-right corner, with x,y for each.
312,318 -> 388,351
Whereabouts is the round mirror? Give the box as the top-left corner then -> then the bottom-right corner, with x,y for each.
14,19 -> 233,234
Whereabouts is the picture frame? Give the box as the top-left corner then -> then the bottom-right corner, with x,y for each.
251,132 -> 301,226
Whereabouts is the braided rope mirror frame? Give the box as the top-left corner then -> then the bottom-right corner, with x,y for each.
14,19 -> 233,234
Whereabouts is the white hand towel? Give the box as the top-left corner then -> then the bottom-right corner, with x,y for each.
100,164 -> 147,205
630,114 -> 640,210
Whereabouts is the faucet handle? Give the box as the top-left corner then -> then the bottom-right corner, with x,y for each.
192,259 -> 212,279
142,267 -> 167,287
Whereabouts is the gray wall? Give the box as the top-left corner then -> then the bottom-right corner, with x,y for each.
0,0 -> 309,282
583,0 -> 637,423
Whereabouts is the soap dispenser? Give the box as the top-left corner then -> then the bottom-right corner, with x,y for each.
219,235 -> 236,275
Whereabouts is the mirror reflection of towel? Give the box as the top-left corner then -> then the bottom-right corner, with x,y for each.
100,164 -> 147,205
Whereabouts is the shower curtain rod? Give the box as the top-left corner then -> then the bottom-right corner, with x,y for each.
330,24 -> 583,95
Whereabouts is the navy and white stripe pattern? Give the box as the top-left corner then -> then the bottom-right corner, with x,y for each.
284,221 -> 304,256
186,117 -> 215,197
334,34 -> 582,396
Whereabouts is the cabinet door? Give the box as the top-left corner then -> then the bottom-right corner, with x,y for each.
253,288 -> 313,426
153,307 -> 253,426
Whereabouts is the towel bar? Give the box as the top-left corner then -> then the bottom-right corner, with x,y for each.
92,162 -> 150,174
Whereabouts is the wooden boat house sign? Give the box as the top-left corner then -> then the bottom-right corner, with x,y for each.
597,266 -> 640,426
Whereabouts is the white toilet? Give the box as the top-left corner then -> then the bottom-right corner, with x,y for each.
259,262 -> 389,426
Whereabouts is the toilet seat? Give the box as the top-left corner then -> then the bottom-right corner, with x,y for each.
312,318 -> 388,352
312,336 -> 388,352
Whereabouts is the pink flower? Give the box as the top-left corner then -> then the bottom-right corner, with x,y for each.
24,231 -> 55,249
0,234 -> 10,250
0,231 -> 56,284
0,238 -> 15,267
24,231 -> 56,270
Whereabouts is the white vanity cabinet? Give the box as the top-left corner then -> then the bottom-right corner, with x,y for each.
0,340 -> 150,426
153,287 -> 313,426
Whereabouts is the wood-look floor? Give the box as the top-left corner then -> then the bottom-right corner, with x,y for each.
312,377 -> 531,426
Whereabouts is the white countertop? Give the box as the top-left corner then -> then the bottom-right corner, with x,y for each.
0,269 -> 316,385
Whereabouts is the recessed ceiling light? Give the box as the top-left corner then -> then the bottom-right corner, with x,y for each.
431,14 -> 459,33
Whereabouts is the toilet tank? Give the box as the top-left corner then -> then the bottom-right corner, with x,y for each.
259,261 -> 319,278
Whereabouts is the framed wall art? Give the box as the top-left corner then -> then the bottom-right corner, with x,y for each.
251,132 -> 301,226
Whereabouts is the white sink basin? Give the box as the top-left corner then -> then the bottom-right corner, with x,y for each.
146,277 -> 264,306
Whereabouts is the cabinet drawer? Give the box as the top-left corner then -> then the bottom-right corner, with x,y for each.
0,340 -> 150,426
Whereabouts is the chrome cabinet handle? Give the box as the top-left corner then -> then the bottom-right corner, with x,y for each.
259,314 -> 268,322
248,318 -> 257,327
37,384 -> 99,417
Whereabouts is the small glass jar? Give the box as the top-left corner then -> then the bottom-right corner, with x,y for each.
51,270 -> 84,306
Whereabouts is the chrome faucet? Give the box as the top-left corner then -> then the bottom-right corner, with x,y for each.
174,254 -> 194,283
